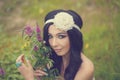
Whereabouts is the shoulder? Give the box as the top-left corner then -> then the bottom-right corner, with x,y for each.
81,53 -> 94,68
74,53 -> 94,80
81,53 -> 94,70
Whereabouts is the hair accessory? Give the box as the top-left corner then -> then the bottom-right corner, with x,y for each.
45,12 -> 80,31
15,62 -> 22,68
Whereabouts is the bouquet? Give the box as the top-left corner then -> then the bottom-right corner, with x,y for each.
21,23 -> 60,80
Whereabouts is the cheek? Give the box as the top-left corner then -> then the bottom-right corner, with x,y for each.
65,42 -> 70,51
63,39 -> 70,51
48,40 -> 53,47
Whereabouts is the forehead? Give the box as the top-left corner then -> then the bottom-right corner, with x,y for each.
48,25 -> 67,34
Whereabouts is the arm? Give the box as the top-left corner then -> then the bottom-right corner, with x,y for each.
74,53 -> 94,80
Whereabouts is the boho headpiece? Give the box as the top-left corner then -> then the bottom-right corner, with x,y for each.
45,12 -> 80,31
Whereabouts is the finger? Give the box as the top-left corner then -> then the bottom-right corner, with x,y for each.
21,55 -> 26,63
34,72 -> 46,76
35,77 -> 41,80
26,59 -> 32,68
35,68 -> 47,72
16,54 -> 24,62
34,70 -> 48,76
17,63 -> 26,71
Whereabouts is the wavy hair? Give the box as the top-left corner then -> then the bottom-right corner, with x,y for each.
43,9 -> 83,80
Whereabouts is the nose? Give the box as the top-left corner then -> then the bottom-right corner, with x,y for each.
50,38 -> 58,47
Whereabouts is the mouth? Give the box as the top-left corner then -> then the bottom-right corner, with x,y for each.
54,49 -> 61,52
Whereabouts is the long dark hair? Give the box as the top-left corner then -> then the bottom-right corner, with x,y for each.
43,9 -> 83,80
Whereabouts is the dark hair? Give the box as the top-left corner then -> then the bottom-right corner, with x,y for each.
43,9 -> 83,80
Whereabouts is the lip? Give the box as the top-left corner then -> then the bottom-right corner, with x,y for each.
54,49 -> 61,52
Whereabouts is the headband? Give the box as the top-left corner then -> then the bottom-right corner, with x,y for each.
44,12 -> 80,31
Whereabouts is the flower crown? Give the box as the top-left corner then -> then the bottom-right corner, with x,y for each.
45,12 -> 80,31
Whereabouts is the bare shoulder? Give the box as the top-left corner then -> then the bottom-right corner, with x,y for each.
74,53 -> 94,80
81,53 -> 94,70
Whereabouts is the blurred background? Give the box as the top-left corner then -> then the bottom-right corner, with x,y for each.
0,0 -> 120,80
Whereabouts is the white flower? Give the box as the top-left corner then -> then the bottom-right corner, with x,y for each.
53,12 -> 74,31
45,12 -> 80,31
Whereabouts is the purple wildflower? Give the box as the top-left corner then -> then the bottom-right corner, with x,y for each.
24,26 -> 33,37
36,24 -> 41,34
33,45 -> 39,51
37,34 -> 42,42
0,68 -> 5,76
36,24 -> 42,42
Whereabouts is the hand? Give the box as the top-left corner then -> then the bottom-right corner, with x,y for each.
34,68 -> 48,79
16,54 -> 34,80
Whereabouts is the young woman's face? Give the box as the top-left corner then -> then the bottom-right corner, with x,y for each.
48,25 -> 70,56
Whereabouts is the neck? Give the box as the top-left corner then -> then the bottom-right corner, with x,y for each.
61,52 -> 70,76
61,53 -> 70,74
62,53 -> 70,67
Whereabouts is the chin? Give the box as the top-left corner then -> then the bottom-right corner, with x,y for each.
56,52 -> 64,56
56,54 -> 63,56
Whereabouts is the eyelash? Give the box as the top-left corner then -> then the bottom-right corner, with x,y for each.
48,35 -> 67,39
58,35 -> 66,39
48,35 -> 52,39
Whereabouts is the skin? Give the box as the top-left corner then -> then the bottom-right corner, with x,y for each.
48,25 -> 70,56
16,25 -> 94,80
48,25 -> 94,79
74,53 -> 94,80
16,54 -> 47,80
48,25 -> 71,76
16,54 -> 34,80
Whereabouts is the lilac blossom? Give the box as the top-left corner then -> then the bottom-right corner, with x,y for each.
33,45 -> 39,51
36,24 -> 41,34
0,68 -> 5,76
37,34 -> 42,42
24,26 -> 33,37
36,25 -> 42,42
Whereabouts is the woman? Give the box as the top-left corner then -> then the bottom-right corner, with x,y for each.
16,9 -> 94,80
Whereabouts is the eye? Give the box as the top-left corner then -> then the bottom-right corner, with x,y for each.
58,35 -> 67,39
48,34 -> 53,39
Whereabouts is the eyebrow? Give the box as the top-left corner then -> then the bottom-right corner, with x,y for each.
57,32 -> 67,35
48,31 -> 67,35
